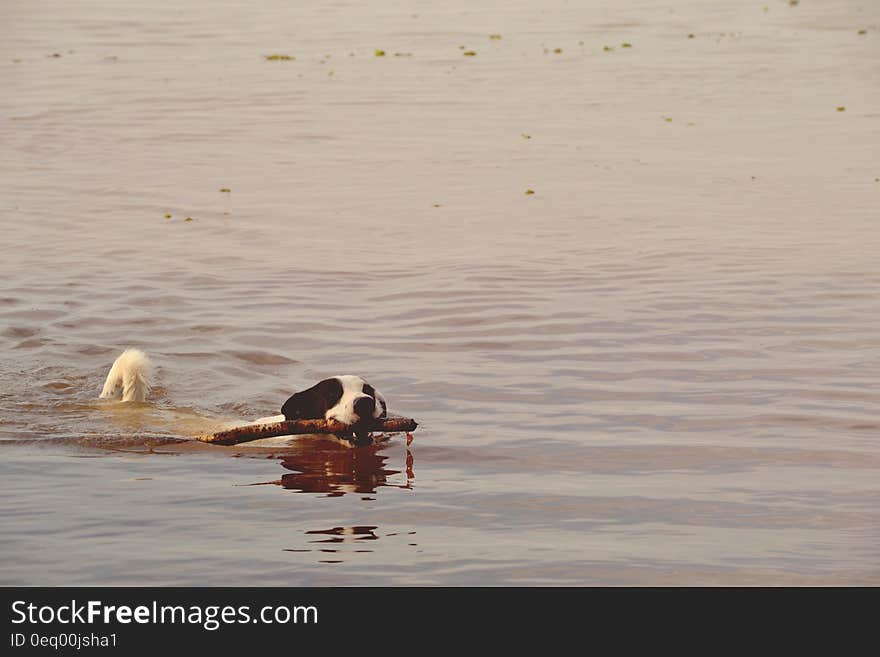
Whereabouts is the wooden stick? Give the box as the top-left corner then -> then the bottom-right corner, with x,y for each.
198,417 -> 419,446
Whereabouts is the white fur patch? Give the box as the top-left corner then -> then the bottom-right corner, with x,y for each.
100,348 -> 153,402
373,389 -> 387,419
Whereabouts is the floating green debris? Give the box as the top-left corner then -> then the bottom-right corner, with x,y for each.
603,45 -> 614,52
219,188 -> 231,192
264,54 -> 294,61
463,50 -> 477,56
184,217 -> 194,222
553,48 -> 563,53
164,213 -> 172,219
664,117 -> 673,122
521,133 -> 532,139
374,49 -> 386,57
836,106 -> 846,112
432,203 -> 442,207
12,58 -> 22,63
687,33 -> 695,39
621,42 -> 632,48
525,189 -> 535,195
48,53 -> 62,58
393,52 -> 413,57
857,29 -> 867,35
489,34 -> 502,40
788,0 -> 798,6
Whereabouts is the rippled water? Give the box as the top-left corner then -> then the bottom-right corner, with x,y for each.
1,0 -> 879,585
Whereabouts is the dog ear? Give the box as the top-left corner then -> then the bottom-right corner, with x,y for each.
281,378 -> 343,420
280,392 -> 308,420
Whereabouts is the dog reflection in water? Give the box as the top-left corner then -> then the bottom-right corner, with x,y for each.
257,438 -> 414,496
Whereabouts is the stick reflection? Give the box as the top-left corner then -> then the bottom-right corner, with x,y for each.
265,439 -> 414,496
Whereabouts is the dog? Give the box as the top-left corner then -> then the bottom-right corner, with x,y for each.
254,375 -> 388,445
99,349 -> 388,445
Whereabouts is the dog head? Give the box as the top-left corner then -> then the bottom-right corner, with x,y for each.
281,375 -> 387,443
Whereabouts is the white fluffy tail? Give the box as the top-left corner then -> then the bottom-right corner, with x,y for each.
100,349 -> 154,402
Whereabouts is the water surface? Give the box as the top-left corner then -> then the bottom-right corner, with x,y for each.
1,0 -> 879,585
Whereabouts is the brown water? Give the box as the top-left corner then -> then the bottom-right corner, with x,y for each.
1,0 -> 879,585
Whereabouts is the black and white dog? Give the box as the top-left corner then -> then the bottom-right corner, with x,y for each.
100,349 -> 388,445
257,375 -> 388,445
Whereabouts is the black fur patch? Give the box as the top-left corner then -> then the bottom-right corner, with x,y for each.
281,378 -> 344,421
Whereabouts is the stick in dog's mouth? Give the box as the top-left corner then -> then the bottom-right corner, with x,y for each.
199,417 -> 419,446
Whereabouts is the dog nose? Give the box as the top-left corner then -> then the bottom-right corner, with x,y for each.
353,396 -> 375,420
